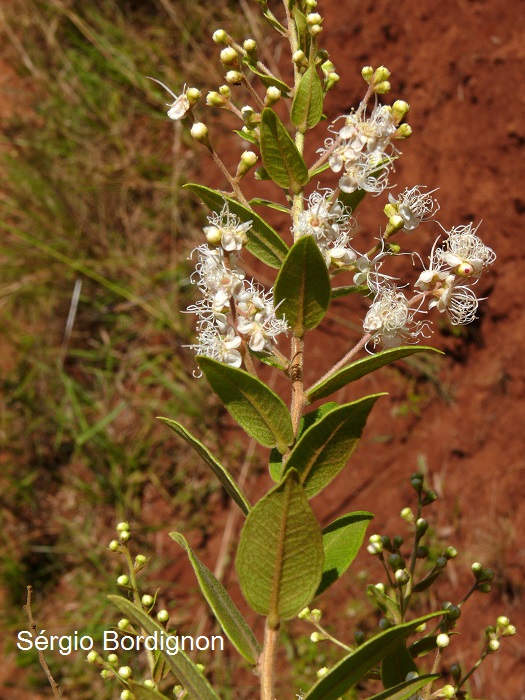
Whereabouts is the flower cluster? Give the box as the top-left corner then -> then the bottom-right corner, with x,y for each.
321,101 -> 407,195
293,189 -> 357,267
186,206 -> 287,367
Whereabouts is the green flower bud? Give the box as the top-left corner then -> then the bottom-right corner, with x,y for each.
190,123 -> 210,146
306,0 -> 318,8
310,24 -> 323,36
393,535 -> 404,549
485,625 -> 496,638
317,666 -> 329,678
226,70 -> 243,85
293,50 -> 306,64
157,609 -> 170,623
436,633 -> 450,648
118,618 -> 130,630
212,29 -> 229,44
325,72 -> 340,90
117,575 -> 129,587
414,622 -> 427,633
186,88 -> 201,105
134,554 -> 147,567
361,66 -> 374,83
410,475 -> 424,493
87,651 -> 100,664
479,583 -> 492,593
381,535 -> 393,551
119,530 -> 130,543
101,669 -> 113,679
218,84 -> 231,97
265,86 -> 281,107
395,123 -> 412,139
206,91 -> 225,107
422,489 -> 438,505
392,100 -> 410,123
144,680 -> 156,689
107,653 -> 119,665
321,60 -> 336,76
116,522 -> 130,533
497,615 -> 510,629
441,685 -> 456,699
416,545 -> 429,558
479,568 -> 494,582
449,663 -> 462,682
374,582 -> 386,594
445,546 -> 458,559
173,686 -> 183,695
374,80 -> 391,94
310,631 -> 325,642
373,66 -> 391,85
395,569 -> 410,586
141,594 -> 154,608
379,618 -> 392,630
298,607 -> 311,620
472,562 -> 483,578
310,608 -> 322,623
120,691 -> 133,700
220,47 -> 238,65
416,518 -> 429,535
436,556 -> 448,569
503,624 -> 516,636
388,553 -> 405,570
385,214 -> 404,234
109,540 -> 120,552
118,666 -> 133,680
447,604 -> 461,621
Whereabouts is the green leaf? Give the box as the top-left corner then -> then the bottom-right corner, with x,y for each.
108,596 -> 221,700
158,418 -> 251,515
274,235 -> 331,337
170,533 -> 260,665
293,7 -> 311,54
254,166 -> 271,180
316,511 -> 374,596
365,674 -> 440,700
381,644 -> 418,689
331,284 -> 369,299
236,469 -> 324,626
249,197 -> 290,214
242,57 -> 292,96
339,187 -> 367,213
306,346 -> 443,403
303,612 -> 446,700
197,356 -> 293,453
268,403 -> 339,483
409,635 -> 438,658
233,129 -> 258,144
291,65 -> 324,132
260,108 -> 309,192
367,584 -> 402,625
127,681 -> 172,700
184,183 -> 288,268
413,568 -> 444,593
284,395 -> 383,498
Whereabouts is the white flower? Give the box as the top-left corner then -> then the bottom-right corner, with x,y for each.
436,223 -> 495,276
188,325 -> 242,367
147,77 -> 191,121
428,274 -> 479,325
191,244 -> 245,299
389,186 -> 439,231
364,282 -> 425,348
203,204 -> 252,252
236,282 -> 288,352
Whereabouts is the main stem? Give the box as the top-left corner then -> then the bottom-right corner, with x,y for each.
260,621 -> 280,700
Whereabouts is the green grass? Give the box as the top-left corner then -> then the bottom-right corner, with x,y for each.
0,0 -> 257,695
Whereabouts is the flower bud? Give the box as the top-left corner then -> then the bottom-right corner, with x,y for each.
321,60 -> 336,76
416,518 -> 429,535
157,609 -> 170,623
109,540 -> 120,551
374,81 -> 391,94
190,123 -> 210,147
395,123 -> 412,139
502,624 -> 516,636
479,583 -> 492,593
416,545 -> 429,558
243,38 -> 257,54
117,575 -> 129,587
361,66 -> 374,83
134,554 -> 147,569
450,663 -> 462,683
479,567 -> 494,582
116,522 -> 130,533
310,608 -> 322,623
120,691 -> 133,700
447,604 -> 461,621
485,625 -> 496,638
141,594 -> 154,608
373,66 -> 391,85
87,651 -> 100,664
354,630 -> 365,645
298,607 -> 311,620
388,553 -> 404,570
118,619 -> 130,630
405,672 -> 419,681
186,88 -> 201,105
226,70 -> 243,85
219,84 -> 231,97
119,529 -> 130,543
395,569 -> 410,586
306,0 -> 318,8
497,615 -> 510,629
306,12 -> 322,24
445,546 -> 458,560
118,666 -> 133,679
384,202 -> 398,218
436,633 -> 450,648
379,618 -> 392,630
436,556 -> 448,569
212,29 -> 229,44
441,685 -> 456,699
317,667 -> 329,678
100,669 -> 113,679
144,680 -> 156,689
265,86 -> 281,107
236,150 -> 258,178
414,622 -> 427,633
325,72 -> 340,90
487,638 -> 500,653
392,100 -> 410,123
410,474 -> 423,493
374,582 -> 386,594
293,50 -> 306,65
310,632 -> 325,643
386,215 -> 404,235
367,542 -> 382,555
220,47 -> 238,65
472,562 -> 483,578
422,489 -> 438,505
107,653 -> 118,664
310,24 -> 323,36
393,535 -> 404,549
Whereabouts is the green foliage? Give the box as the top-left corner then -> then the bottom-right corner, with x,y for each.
236,470 -> 324,626
291,65 -> 324,132
274,235 -> 332,337
260,108 -> 309,192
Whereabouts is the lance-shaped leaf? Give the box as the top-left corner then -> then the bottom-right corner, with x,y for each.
260,108 -> 309,192
365,674 -> 440,700
367,584 -> 402,625
236,469 -> 324,627
381,644 -> 418,689
108,596 -> 221,700
242,57 -> 292,96
284,395 -> 383,498
158,418 -> 251,515
316,511 -> 374,596
291,65 -> 324,132
303,611 -> 446,700
307,346 -> 443,403
170,533 -> 260,665
198,357 -> 293,453
184,183 -> 288,268
331,284 -> 369,299
274,235 -> 331,337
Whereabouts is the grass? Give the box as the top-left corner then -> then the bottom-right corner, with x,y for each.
0,0 -> 258,695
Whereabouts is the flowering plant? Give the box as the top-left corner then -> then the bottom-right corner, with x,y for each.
81,2 -> 513,699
